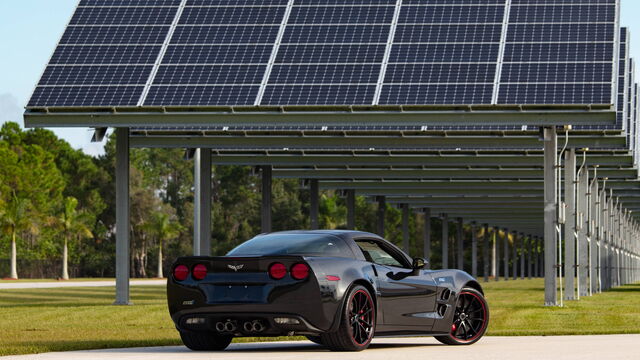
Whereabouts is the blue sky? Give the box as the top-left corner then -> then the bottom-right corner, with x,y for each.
0,0 -> 638,156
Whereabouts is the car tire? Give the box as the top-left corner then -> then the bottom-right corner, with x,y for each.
321,285 -> 376,351
180,331 -> 233,351
306,335 -> 324,345
435,287 -> 489,346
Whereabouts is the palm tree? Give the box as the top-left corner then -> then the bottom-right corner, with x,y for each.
59,197 -> 93,280
146,212 -> 182,278
0,191 -> 32,280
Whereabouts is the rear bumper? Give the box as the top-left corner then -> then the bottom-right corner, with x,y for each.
176,311 -> 323,336
167,277 -> 342,335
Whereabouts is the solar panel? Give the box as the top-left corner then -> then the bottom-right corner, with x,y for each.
28,0 -> 620,110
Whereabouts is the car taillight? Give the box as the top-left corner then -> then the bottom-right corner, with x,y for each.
269,262 -> 287,280
173,265 -> 189,281
192,264 -> 207,280
291,263 -> 310,280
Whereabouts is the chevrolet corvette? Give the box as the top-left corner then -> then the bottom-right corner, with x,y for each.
167,230 -> 489,351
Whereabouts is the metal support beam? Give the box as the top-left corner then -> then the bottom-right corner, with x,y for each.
520,233 -> 526,280
544,127 -> 558,306
346,189 -> 356,230
442,214 -> 449,269
578,168 -> 589,297
310,179 -> 319,230
457,218 -> 464,270
115,128 -> 131,306
589,177 -> 599,294
483,224 -> 490,282
504,229 -> 510,281
528,235 -> 533,279
261,165 -> 272,233
512,231 -> 518,280
423,208 -> 431,268
472,222 -> 478,278
377,196 -> 386,237
194,149 -> 212,255
564,149 -> 576,300
493,229 -> 499,281
402,204 -> 410,254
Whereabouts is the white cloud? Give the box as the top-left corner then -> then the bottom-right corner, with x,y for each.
0,93 -> 23,126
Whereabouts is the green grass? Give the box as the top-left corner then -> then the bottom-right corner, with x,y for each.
0,279 -> 638,356
483,279 -> 640,336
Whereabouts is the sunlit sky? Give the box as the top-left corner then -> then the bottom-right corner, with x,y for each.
0,0 -> 638,157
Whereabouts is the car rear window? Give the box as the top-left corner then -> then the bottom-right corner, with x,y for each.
227,233 -> 355,258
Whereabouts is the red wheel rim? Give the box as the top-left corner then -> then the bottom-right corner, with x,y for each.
450,291 -> 487,343
348,289 -> 374,346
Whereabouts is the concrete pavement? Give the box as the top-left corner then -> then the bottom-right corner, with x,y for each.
0,280 -> 165,289
2,335 -> 638,360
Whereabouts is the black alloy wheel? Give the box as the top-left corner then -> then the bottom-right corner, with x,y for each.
435,287 -> 489,345
321,285 -> 376,351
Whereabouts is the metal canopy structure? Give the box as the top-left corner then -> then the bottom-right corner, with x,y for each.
23,0 -> 640,307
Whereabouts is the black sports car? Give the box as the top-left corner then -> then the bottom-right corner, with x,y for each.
167,230 -> 489,351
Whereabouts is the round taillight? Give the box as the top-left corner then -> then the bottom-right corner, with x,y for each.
291,263 -> 310,280
173,265 -> 189,281
192,264 -> 207,280
269,263 -> 287,280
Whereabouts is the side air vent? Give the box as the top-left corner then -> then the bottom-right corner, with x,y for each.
437,304 -> 447,317
441,289 -> 452,301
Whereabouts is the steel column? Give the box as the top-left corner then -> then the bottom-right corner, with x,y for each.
261,165 -> 272,233
377,196 -> 386,237
494,229 -> 499,281
472,222 -> 478,278
194,149 -> 212,255
483,224 -> 490,282
310,179 -> 319,230
512,232 -> 517,280
115,128 -> 130,305
346,189 -> 356,230
442,214 -> 449,269
528,235 -> 533,279
423,208 -> 432,269
457,218 -> 464,270
578,169 -> 589,297
589,177 -> 599,294
504,229 -> 510,281
402,204 -> 410,254
520,233 -> 525,280
564,149 -> 576,300
543,127 -> 558,306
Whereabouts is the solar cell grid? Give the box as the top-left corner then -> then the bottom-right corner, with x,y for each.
79,0 -> 182,6
59,26 -> 170,45
170,25 -> 280,44
70,7 -> 178,25
179,6 -> 286,25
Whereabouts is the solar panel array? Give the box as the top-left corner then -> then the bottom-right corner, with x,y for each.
29,0 -> 619,110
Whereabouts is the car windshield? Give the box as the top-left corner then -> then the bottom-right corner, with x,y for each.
227,233 -> 354,258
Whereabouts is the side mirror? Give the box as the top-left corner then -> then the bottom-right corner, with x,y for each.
412,258 -> 426,270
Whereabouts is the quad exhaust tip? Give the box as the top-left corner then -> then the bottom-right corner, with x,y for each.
215,321 -> 237,333
243,320 -> 265,333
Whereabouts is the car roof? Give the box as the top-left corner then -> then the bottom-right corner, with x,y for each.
259,230 -> 381,240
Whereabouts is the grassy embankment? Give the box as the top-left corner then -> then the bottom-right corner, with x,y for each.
0,279 -> 638,356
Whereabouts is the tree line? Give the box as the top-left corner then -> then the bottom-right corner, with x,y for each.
1,121 -> 496,280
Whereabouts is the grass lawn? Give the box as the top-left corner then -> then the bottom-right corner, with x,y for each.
0,279 -> 638,356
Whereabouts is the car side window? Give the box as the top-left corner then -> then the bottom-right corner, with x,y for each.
355,240 -> 406,268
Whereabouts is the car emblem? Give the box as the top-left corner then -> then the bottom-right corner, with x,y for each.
227,264 -> 244,272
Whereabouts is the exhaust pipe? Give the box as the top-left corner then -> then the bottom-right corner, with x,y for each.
243,322 -> 253,333
251,320 -> 265,333
224,321 -> 236,332
215,322 -> 225,332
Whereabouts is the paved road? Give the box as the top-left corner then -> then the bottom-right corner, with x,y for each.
2,335 -> 638,360
0,280 -> 165,289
